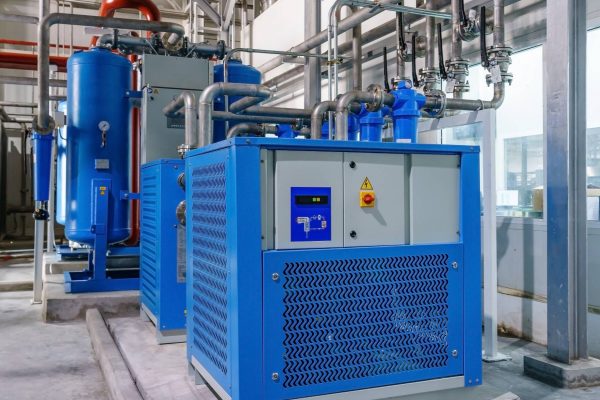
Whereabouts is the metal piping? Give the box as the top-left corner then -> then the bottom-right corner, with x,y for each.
0,13 -> 39,24
226,123 -> 279,138
451,0 -> 462,61
241,106 -> 312,119
334,89 -> 394,140
162,91 -> 197,154
229,93 -> 272,114
425,1 -> 436,70
304,0 -> 321,108
425,82 -> 505,112
35,13 -> 185,133
310,100 -> 362,139
198,83 -> 272,147
213,111 -> 301,125
260,0 -> 395,75
494,0 -> 505,46
350,6 -> 362,91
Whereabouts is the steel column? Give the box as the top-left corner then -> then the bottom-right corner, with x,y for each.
545,0 -> 587,363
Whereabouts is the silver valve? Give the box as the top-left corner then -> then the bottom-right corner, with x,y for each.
98,120 -> 110,148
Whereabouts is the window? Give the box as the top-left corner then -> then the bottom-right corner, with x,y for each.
587,28 -> 600,221
440,45 -> 545,217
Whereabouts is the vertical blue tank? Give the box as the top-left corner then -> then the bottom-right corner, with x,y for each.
213,60 -> 261,142
65,47 -> 132,245
55,101 -> 68,225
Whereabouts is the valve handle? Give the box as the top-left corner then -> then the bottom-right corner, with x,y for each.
383,46 -> 391,92
437,23 -> 448,80
480,6 -> 489,67
411,33 -> 420,88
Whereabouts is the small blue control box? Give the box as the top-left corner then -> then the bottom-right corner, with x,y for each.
290,187 -> 331,242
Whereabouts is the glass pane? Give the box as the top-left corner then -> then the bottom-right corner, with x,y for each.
587,29 -> 600,221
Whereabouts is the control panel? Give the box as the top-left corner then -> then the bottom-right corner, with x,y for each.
290,187 -> 331,242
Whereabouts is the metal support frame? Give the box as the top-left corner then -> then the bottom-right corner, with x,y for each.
545,0 -> 588,363
64,179 -> 139,293
418,109 -> 510,363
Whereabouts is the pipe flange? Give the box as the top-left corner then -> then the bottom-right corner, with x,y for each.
423,90 -> 447,118
366,84 -> 385,112
486,72 -> 514,86
31,116 -> 56,135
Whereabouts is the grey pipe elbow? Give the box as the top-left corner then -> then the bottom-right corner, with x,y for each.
311,101 -> 337,139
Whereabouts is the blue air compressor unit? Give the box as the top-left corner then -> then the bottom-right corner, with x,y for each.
186,138 -> 481,400
140,159 -> 186,343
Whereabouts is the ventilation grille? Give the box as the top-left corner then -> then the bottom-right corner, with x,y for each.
140,172 -> 159,310
281,255 -> 450,388
190,162 -> 228,376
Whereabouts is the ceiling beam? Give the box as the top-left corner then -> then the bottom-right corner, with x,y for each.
191,0 -> 222,26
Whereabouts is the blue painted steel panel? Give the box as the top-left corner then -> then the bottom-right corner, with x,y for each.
185,140 -> 481,399
140,159 -> 186,335
65,47 -> 131,245
263,244 -> 463,399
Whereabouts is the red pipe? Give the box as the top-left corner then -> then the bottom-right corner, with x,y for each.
0,38 -> 87,51
91,0 -> 161,47
0,51 -> 68,72
92,0 -> 161,245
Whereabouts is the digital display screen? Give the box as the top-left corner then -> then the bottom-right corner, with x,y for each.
295,195 -> 329,205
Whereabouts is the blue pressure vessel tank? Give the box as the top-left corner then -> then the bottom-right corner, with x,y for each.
56,101 -> 67,226
65,47 -> 131,245
213,60 -> 261,142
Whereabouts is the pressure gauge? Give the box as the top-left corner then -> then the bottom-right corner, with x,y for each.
98,120 -> 110,132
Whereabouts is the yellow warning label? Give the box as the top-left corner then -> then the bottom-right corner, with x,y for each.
360,177 -> 374,191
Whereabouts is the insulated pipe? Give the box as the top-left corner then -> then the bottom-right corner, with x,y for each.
229,94 -> 271,114
35,13 -> 185,133
334,90 -> 394,140
91,0 -> 161,46
162,91 -> 198,152
198,83 -> 272,147
213,111 -> 301,125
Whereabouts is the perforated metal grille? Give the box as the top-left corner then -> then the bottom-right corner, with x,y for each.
190,162 -> 228,376
140,172 -> 158,309
281,255 -> 450,388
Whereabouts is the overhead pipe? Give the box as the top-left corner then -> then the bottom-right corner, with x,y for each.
198,83 -> 273,147
259,0 -> 397,75
0,13 -> 39,24
0,75 -> 66,87
240,106 -> 312,119
35,13 -> 185,133
0,52 -> 68,73
91,0 -> 161,46
162,91 -> 197,155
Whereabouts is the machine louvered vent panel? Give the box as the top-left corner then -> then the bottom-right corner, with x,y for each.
281,255 -> 450,388
140,173 -> 159,308
190,162 -> 228,376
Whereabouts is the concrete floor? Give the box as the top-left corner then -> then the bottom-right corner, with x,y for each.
0,258 -> 109,400
3,256 -> 600,400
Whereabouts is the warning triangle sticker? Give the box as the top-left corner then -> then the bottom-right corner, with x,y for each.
361,177 -> 374,190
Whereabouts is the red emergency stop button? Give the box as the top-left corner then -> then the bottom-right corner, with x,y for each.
360,191 -> 376,208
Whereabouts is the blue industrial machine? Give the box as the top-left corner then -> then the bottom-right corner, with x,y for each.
213,60 -> 262,142
140,159 -> 186,343
62,47 -> 139,293
185,137 -> 481,399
